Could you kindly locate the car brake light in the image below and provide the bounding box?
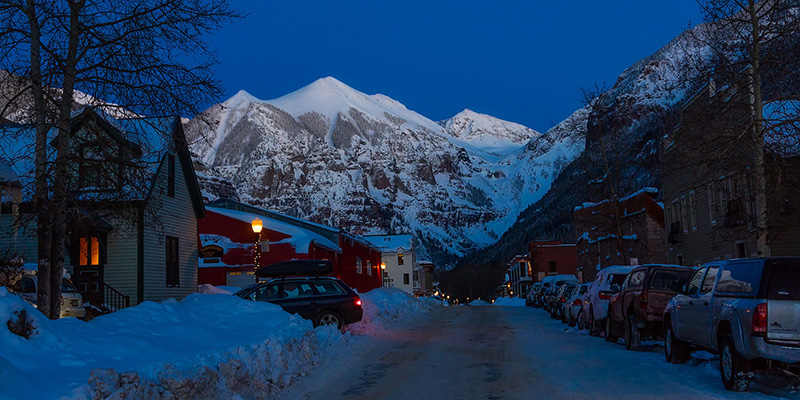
[355,297,362,307]
[573,299,582,306]
[640,290,648,310]
[560,296,566,303]
[752,303,767,335]
[599,293,611,300]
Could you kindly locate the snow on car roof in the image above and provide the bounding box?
[206,206,341,253]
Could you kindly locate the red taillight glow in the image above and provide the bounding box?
[752,303,767,334]
[560,296,566,303]
[355,298,362,307]
[573,299,582,306]
[599,293,611,300]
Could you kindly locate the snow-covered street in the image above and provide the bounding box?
[279,304,799,400]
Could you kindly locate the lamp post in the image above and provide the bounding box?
[381,262,389,288]
[251,218,263,282]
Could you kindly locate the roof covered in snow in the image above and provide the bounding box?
[206,206,341,253]
[0,160,19,185]
[363,234,413,253]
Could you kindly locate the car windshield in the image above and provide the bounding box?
[564,286,576,297]
[650,270,694,291]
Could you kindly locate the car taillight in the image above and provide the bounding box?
[560,296,566,303]
[599,293,611,300]
[573,299,582,306]
[752,303,767,335]
[355,297,362,307]
[639,290,648,310]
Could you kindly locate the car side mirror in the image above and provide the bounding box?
[670,281,684,293]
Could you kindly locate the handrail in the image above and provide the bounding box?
[102,282,130,311]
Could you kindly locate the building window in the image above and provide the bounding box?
[356,257,363,274]
[398,253,404,265]
[689,191,697,231]
[367,260,372,276]
[680,195,688,233]
[403,273,410,285]
[79,236,101,266]
[671,199,681,231]
[166,236,180,287]
[549,261,557,273]
[707,184,717,225]
[167,154,176,198]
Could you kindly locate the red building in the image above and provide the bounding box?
[198,203,382,293]
[528,240,578,282]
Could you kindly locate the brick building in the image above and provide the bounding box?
[528,241,578,282]
[573,189,667,282]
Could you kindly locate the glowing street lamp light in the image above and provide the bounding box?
[251,218,263,282]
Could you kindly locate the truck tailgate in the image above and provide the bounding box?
[767,260,800,343]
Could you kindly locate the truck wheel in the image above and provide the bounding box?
[664,325,690,364]
[720,335,753,391]
[605,316,618,343]
[577,311,586,330]
[625,314,642,351]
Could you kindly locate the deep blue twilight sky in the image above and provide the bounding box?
[207,1,705,133]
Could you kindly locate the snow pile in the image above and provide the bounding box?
[469,299,490,306]
[0,288,345,400]
[197,284,240,295]
[491,297,526,307]
[348,288,438,335]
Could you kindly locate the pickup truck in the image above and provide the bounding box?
[605,264,694,351]
[663,257,800,391]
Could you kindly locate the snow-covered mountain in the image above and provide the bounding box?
[185,77,584,262]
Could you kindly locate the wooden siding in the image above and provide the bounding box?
[0,215,39,266]
[141,150,197,302]
[103,219,139,300]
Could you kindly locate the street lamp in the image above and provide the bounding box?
[381,262,389,288]
[251,218,263,282]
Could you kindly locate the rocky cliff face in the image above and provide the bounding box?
[185,77,585,262]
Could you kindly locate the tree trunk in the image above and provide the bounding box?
[748,0,770,257]
[49,0,85,318]
[26,0,54,318]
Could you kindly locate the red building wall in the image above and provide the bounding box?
[337,234,382,293]
[528,241,578,282]
[198,209,381,293]
[198,210,340,286]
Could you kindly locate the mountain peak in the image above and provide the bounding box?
[223,89,260,108]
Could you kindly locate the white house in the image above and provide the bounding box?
[0,107,205,311]
[364,234,417,295]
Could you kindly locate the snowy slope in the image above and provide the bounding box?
[185,77,574,263]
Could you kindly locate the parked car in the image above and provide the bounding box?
[551,282,577,320]
[526,282,542,307]
[565,283,590,327]
[543,285,561,314]
[540,274,580,310]
[9,270,86,319]
[235,276,362,328]
[663,257,800,391]
[582,265,637,336]
[605,264,694,350]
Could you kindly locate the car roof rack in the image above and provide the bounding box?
[255,260,333,278]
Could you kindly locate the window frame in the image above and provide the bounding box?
[166,236,180,287]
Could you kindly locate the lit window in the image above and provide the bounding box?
[79,237,101,266]
[398,254,404,265]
